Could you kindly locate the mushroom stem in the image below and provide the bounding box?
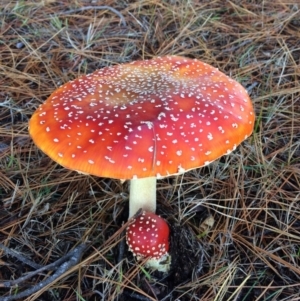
[129,177,157,218]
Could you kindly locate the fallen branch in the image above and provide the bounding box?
[0,244,86,301]
[0,243,42,270]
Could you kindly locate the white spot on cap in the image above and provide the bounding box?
[178,165,185,173]
[176,150,182,156]
[104,156,115,164]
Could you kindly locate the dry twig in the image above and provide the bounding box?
[0,244,86,301]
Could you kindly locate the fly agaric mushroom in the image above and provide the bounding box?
[126,210,170,272]
[29,56,255,271]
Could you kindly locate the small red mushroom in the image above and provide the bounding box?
[126,210,170,271]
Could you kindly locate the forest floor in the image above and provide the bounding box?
[1,1,300,300]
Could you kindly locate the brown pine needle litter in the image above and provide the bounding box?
[1,1,300,300]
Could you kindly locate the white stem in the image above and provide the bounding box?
[129,177,157,218]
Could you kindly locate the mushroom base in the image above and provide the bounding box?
[137,253,171,273]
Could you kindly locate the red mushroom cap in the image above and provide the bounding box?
[29,56,255,179]
[126,211,170,259]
